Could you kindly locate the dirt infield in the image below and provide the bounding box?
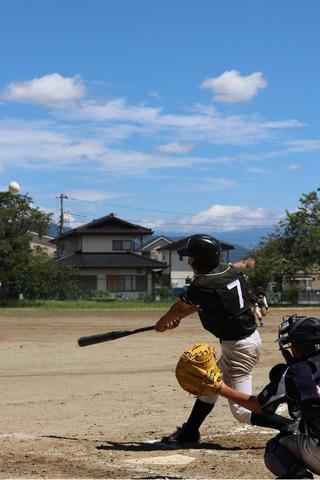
[0,307,319,479]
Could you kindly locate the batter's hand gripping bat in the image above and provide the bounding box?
[77,320,180,347]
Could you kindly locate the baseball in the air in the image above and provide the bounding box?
[8,181,20,194]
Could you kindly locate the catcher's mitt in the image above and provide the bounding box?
[175,343,223,396]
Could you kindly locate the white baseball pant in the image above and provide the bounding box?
[198,329,262,424]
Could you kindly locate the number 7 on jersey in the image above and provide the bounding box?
[227,279,244,308]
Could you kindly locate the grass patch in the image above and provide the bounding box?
[0,298,176,310]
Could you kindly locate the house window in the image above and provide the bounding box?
[112,240,132,251]
[77,275,97,294]
[107,275,147,292]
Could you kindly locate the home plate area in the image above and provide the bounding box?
[95,426,276,479]
[127,454,195,466]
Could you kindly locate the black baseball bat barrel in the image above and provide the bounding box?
[77,325,155,347]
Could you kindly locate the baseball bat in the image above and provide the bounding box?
[77,325,155,347]
[77,320,180,347]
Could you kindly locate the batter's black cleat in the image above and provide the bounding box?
[160,423,200,445]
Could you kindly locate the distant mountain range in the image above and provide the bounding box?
[47,224,61,237]
[153,227,274,249]
[47,223,72,237]
[212,228,274,249]
[48,222,274,260]
[142,228,276,263]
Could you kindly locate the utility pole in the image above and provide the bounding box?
[57,194,68,235]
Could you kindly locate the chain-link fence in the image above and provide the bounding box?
[267,290,320,306]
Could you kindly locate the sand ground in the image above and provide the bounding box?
[0,306,319,479]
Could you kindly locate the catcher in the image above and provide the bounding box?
[155,234,290,444]
[176,315,320,479]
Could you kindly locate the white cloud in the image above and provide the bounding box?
[246,167,270,173]
[286,163,301,170]
[201,70,268,103]
[139,204,279,232]
[71,98,161,122]
[285,139,320,153]
[156,142,195,154]
[0,119,230,175]
[172,177,237,192]
[198,178,237,191]
[0,119,105,169]
[262,120,304,129]
[0,117,306,179]
[190,204,276,230]
[59,95,300,146]
[66,189,128,202]
[4,73,86,107]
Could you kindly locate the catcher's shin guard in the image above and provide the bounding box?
[264,435,314,479]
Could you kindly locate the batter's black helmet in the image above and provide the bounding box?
[278,315,320,360]
[177,234,221,272]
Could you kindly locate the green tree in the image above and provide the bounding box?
[279,189,320,272]
[247,187,320,292]
[14,248,81,300]
[0,192,79,299]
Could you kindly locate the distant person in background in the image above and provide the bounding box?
[249,293,264,327]
[256,287,269,326]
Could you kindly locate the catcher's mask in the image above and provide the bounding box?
[177,234,221,273]
[277,314,320,362]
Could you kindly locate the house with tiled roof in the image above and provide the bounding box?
[30,232,56,255]
[53,214,166,299]
[142,235,235,290]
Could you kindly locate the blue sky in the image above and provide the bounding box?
[0,0,319,245]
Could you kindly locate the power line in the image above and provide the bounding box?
[56,196,276,229]
[66,198,198,216]
[64,209,89,220]
[119,217,276,229]
[105,203,198,216]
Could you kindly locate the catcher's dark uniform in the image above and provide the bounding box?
[180,263,261,424]
[258,353,320,476]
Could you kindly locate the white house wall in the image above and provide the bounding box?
[170,251,192,288]
[77,268,153,299]
[60,237,81,256]
[82,235,136,253]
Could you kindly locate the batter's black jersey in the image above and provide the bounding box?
[180,263,257,340]
[257,353,320,439]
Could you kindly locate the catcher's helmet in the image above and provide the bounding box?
[278,315,320,360]
[177,234,221,272]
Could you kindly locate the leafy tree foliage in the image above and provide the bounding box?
[14,248,81,300]
[245,188,320,292]
[0,192,79,299]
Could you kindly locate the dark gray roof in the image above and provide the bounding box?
[54,213,153,241]
[30,232,55,248]
[56,252,166,269]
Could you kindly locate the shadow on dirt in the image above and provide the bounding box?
[96,440,263,452]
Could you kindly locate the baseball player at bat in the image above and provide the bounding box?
[155,234,292,445]
[175,315,320,479]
